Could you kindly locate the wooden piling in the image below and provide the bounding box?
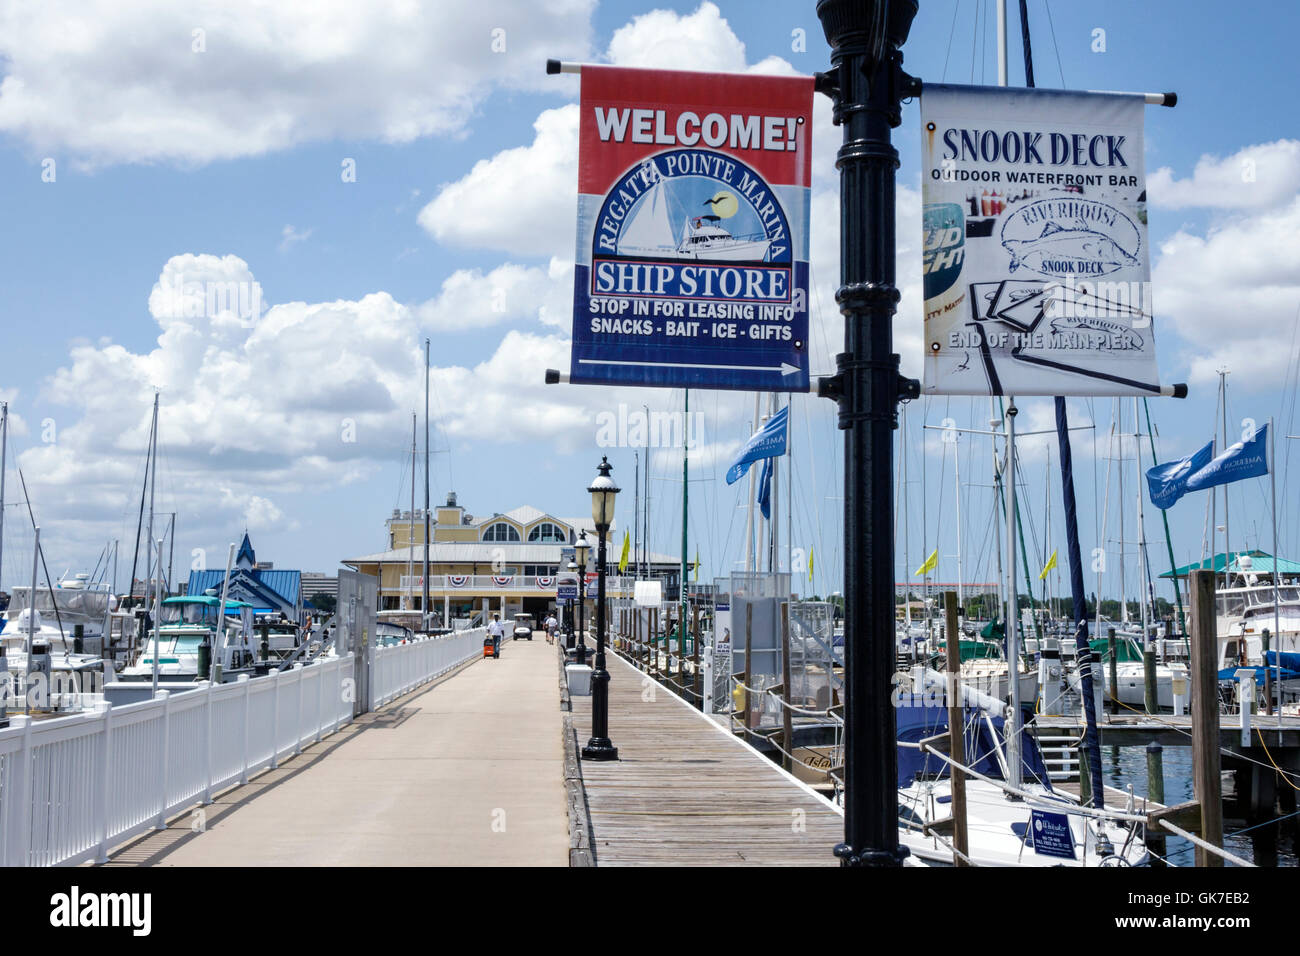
[780,601,794,772]
[944,592,969,866]
[1143,646,1158,715]
[1146,742,1167,867]
[1189,569,1224,867]
[1108,627,1118,714]
[692,603,701,706]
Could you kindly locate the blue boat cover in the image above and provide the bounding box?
[895,694,1051,791]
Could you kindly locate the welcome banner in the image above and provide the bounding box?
[920,84,1161,397]
[569,66,813,392]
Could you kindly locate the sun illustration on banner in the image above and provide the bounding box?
[704,190,739,218]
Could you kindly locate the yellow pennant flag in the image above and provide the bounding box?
[808,546,815,582]
[693,547,700,582]
[915,549,938,576]
[1039,549,1057,581]
[618,530,630,573]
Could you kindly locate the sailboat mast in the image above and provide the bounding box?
[0,402,6,592]
[901,403,911,627]
[1118,399,1128,623]
[953,428,964,614]
[1220,368,1231,573]
[633,451,639,580]
[1135,397,1150,642]
[145,393,159,616]
[768,392,777,573]
[409,413,416,611]
[423,339,431,631]
[1005,399,1022,789]
[744,394,757,574]
[681,389,689,644]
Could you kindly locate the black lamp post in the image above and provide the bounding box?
[582,457,619,761]
[815,0,920,867]
[574,530,591,665]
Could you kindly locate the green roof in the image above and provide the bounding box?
[1159,551,1300,579]
[163,595,253,608]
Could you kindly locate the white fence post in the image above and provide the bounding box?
[155,690,171,829]
[203,680,214,805]
[95,700,113,863]
[13,715,34,866]
[315,659,324,743]
[293,663,305,756]
[270,670,281,770]
[239,674,251,785]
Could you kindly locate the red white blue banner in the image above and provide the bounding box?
[570,66,813,392]
[446,575,469,588]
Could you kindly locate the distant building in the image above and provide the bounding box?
[187,532,303,622]
[342,491,678,624]
[301,572,338,610]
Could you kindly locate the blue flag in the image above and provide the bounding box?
[757,456,773,519]
[725,405,789,485]
[1145,439,1213,509]
[1146,424,1270,508]
[1186,423,1270,493]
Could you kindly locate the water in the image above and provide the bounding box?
[1102,745,1299,867]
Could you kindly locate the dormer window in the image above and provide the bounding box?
[527,521,567,543]
[482,522,520,542]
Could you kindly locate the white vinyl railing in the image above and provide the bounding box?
[0,655,355,868]
[0,626,492,868]
[369,627,487,709]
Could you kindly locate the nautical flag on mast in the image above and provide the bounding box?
[915,549,938,576]
[1145,439,1214,510]
[618,530,630,573]
[1039,550,1058,580]
[725,406,789,485]
[1145,424,1269,508]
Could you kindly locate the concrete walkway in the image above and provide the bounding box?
[103,634,568,866]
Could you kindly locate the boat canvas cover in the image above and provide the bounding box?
[895,695,1051,790]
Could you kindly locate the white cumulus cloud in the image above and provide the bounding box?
[0,0,595,166]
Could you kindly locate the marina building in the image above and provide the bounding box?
[186,533,303,622]
[342,492,679,625]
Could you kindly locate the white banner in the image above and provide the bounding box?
[921,84,1161,396]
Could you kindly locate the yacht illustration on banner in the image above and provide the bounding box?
[611,154,784,265]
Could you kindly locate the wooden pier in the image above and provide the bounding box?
[569,649,845,866]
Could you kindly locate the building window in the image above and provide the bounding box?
[482,522,520,542]
[382,596,399,610]
[524,565,558,576]
[527,521,567,543]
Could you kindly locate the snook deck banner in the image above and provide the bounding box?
[921,84,1161,396]
[569,66,813,391]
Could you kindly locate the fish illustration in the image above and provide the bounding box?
[1004,219,1139,275]
[1048,314,1145,350]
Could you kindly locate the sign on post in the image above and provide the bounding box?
[569,66,814,392]
[921,84,1162,396]
[1028,809,1077,860]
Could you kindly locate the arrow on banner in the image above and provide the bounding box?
[578,359,802,375]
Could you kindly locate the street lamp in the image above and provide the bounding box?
[582,457,619,761]
[816,0,919,867]
[574,530,592,665]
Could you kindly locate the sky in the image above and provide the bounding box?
[0,0,1297,610]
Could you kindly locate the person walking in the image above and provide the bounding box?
[487,613,505,657]
[544,613,558,645]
